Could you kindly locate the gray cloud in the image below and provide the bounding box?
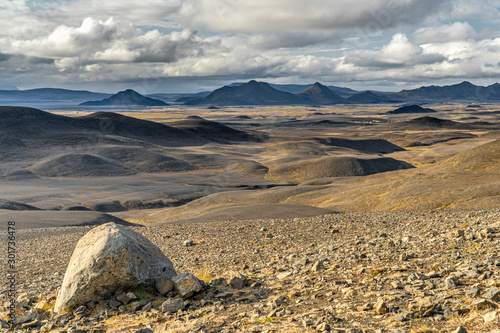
[0,53,11,62]
[179,0,453,33]
[0,0,499,92]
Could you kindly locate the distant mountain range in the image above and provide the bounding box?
[387,81,500,102]
[1,80,500,108]
[228,82,357,97]
[181,80,500,106]
[80,89,168,107]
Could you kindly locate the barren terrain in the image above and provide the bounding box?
[1,103,500,332]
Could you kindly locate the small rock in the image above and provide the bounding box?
[34,300,52,314]
[129,301,143,312]
[296,258,310,266]
[161,298,185,313]
[466,287,480,297]
[183,240,194,247]
[13,312,36,325]
[116,292,137,305]
[109,299,122,308]
[358,302,373,311]
[21,320,39,329]
[452,326,467,333]
[156,278,174,295]
[277,271,293,280]
[482,287,500,302]
[471,298,497,310]
[73,305,88,317]
[312,260,325,272]
[444,278,456,290]
[210,278,228,287]
[484,310,498,324]
[316,322,330,331]
[229,276,246,289]
[172,273,202,298]
[391,281,404,289]
[374,298,388,314]
[408,296,437,317]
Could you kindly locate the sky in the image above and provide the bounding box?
[0,0,500,93]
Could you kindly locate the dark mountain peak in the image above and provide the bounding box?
[457,81,475,87]
[122,88,139,94]
[185,80,304,106]
[297,82,350,104]
[80,89,168,107]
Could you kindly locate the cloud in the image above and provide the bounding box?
[179,0,453,33]
[0,17,223,68]
[0,53,11,62]
[345,33,446,68]
[411,22,477,44]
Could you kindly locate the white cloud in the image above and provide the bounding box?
[411,22,477,44]
[345,33,446,68]
[0,17,222,69]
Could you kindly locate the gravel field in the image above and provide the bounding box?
[2,209,500,332]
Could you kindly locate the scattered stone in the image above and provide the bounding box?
[117,292,138,305]
[312,260,325,272]
[161,298,185,313]
[73,305,88,317]
[229,276,245,289]
[183,240,194,247]
[484,310,498,324]
[408,297,437,317]
[277,271,293,280]
[482,287,500,302]
[13,312,36,325]
[54,223,177,313]
[471,298,497,310]
[465,287,480,297]
[109,299,122,308]
[155,278,174,295]
[374,298,388,314]
[316,322,330,331]
[172,273,202,298]
[34,300,52,314]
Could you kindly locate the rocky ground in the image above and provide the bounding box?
[2,208,500,332]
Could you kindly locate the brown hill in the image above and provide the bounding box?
[168,119,263,143]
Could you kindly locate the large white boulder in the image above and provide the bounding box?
[54,222,176,313]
